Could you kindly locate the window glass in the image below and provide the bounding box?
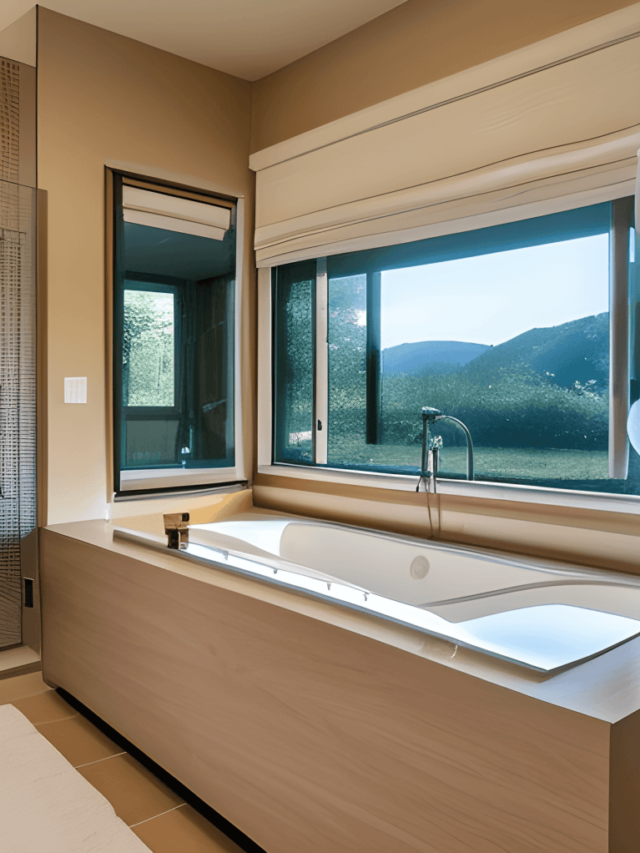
[113,177,236,491]
[275,200,640,497]
[273,261,316,464]
[327,274,368,467]
[378,234,611,488]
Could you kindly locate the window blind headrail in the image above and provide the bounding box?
[123,208,228,241]
[123,186,231,231]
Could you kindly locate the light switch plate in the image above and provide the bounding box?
[64,377,87,404]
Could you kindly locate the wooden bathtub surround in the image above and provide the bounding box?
[41,517,640,853]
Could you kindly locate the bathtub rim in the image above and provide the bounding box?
[112,520,640,675]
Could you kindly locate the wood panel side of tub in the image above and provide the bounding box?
[40,528,613,853]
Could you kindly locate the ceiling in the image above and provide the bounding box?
[1,0,408,80]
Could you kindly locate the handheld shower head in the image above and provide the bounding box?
[421,406,442,423]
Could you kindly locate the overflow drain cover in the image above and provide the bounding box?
[410,555,430,579]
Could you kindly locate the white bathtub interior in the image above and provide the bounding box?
[115,512,640,674]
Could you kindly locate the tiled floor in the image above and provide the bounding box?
[0,672,247,853]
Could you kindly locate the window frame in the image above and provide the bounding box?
[258,196,640,515]
[110,171,246,497]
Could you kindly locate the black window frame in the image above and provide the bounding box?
[112,171,241,496]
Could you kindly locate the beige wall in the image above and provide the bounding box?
[37,9,254,524]
[250,0,639,153]
[0,7,36,67]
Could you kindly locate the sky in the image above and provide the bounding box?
[380,234,610,351]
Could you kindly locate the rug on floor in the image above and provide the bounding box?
[0,704,151,852]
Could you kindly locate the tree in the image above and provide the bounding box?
[123,290,175,407]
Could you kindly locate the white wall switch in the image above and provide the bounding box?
[64,377,87,404]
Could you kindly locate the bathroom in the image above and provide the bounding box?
[0,1,640,851]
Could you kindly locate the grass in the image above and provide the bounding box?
[326,439,609,482]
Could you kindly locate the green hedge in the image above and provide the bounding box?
[379,366,608,450]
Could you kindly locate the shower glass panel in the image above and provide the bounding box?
[0,179,36,649]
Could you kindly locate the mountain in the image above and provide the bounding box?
[461,312,609,388]
[382,340,489,376]
[381,313,609,389]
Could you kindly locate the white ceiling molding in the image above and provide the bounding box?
[0,0,407,81]
[251,3,640,268]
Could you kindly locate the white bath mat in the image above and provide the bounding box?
[0,704,151,852]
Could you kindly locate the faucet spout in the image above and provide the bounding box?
[439,415,474,481]
[417,408,474,492]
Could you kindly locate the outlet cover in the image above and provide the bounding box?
[64,377,87,404]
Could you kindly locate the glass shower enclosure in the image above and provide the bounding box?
[0,55,37,649]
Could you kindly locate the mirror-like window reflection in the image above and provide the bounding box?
[114,177,236,491]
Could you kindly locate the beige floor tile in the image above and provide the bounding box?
[132,805,245,853]
[13,690,78,724]
[0,672,51,705]
[79,753,184,826]
[36,714,122,767]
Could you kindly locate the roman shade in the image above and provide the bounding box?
[250,4,640,268]
[123,186,231,240]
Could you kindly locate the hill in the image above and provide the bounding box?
[461,312,609,388]
[382,340,489,376]
[381,313,609,389]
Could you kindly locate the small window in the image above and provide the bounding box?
[272,199,640,497]
[113,175,238,494]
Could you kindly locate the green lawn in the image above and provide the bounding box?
[327,440,609,482]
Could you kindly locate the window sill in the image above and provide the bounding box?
[119,466,239,493]
[257,463,640,516]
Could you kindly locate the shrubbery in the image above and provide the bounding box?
[379,365,608,450]
[123,290,175,407]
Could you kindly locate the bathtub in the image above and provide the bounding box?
[117,511,640,674]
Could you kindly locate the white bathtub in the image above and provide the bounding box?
[118,511,640,674]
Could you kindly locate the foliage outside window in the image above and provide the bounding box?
[273,200,640,496]
[123,289,176,408]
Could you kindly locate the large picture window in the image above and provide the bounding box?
[271,199,640,497]
[113,175,239,494]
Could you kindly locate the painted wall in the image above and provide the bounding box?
[37,8,254,524]
[250,0,639,153]
[0,7,36,67]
